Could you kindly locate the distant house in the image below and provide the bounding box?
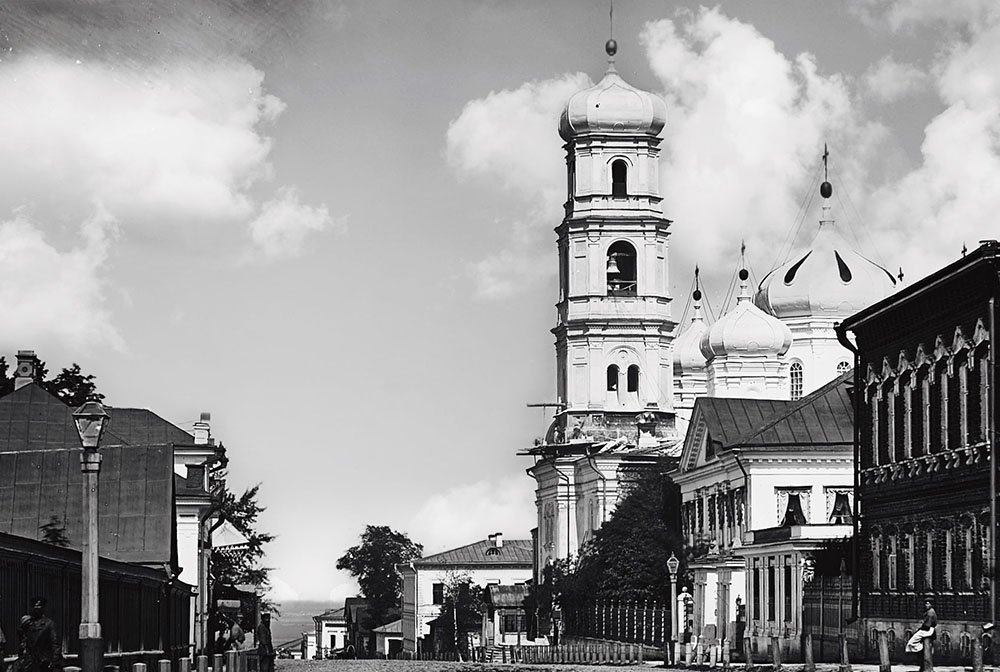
[395,532,532,654]
[372,619,403,657]
[343,597,371,656]
[484,584,530,647]
[311,606,347,659]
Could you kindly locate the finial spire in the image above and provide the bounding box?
[737,244,750,303]
[820,144,833,199]
[605,0,618,70]
[962,242,968,257]
[691,265,704,322]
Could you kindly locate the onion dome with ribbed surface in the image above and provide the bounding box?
[755,187,896,319]
[701,269,792,360]
[559,40,667,142]
[673,288,708,374]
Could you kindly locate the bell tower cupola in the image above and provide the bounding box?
[551,40,676,444]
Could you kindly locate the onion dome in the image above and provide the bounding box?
[673,287,708,374]
[701,268,792,360]
[559,40,667,141]
[755,181,897,319]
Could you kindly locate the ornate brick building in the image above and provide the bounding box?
[839,240,1000,661]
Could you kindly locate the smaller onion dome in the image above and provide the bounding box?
[755,184,896,319]
[701,268,792,360]
[559,41,667,141]
[673,288,709,374]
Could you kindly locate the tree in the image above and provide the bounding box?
[436,571,485,660]
[44,363,105,406]
[560,467,688,606]
[209,472,279,615]
[337,525,423,630]
[39,515,70,547]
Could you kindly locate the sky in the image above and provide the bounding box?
[1,0,999,604]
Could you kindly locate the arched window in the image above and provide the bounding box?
[626,365,640,406]
[607,365,619,391]
[837,361,851,375]
[790,361,803,400]
[611,159,627,197]
[607,240,637,296]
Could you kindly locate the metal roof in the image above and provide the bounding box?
[732,371,853,448]
[694,397,789,447]
[0,383,128,450]
[105,407,195,446]
[415,538,533,567]
[486,584,529,608]
[0,444,176,565]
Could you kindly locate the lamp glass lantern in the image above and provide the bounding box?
[667,552,680,576]
[73,401,110,449]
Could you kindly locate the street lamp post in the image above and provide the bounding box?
[74,402,110,672]
[666,552,680,666]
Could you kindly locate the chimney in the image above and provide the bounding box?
[192,411,212,445]
[14,350,36,390]
[492,532,503,548]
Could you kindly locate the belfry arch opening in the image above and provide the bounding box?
[611,159,628,197]
[607,240,637,296]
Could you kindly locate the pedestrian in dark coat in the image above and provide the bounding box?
[18,597,63,672]
[256,614,275,672]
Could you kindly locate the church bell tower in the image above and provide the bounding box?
[551,39,676,444]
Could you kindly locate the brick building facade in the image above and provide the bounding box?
[839,241,1000,661]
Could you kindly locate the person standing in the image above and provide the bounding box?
[18,597,63,672]
[256,614,275,672]
[229,618,246,651]
[905,597,937,654]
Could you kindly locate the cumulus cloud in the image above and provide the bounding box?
[0,50,337,346]
[407,477,537,555]
[863,5,1000,280]
[0,56,283,226]
[445,73,590,298]
[248,187,342,261]
[0,208,123,352]
[863,56,929,103]
[642,8,883,290]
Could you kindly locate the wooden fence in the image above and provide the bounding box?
[800,574,864,662]
[564,600,671,647]
[392,642,647,665]
[0,532,192,664]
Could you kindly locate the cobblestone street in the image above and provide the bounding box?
[275,660,984,672]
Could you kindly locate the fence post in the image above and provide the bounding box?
[771,636,782,672]
[803,633,815,672]
[195,656,207,672]
[225,651,236,672]
[133,665,147,672]
[710,642,718,668]
[921,638,933,672]
[973,635,984,672]
[877,630,890,672]
[158,661,171,672]
[178,659,191,672]
[211,655,222,672]
[743,636,753,671]
[839,632,852,672]
[722,638,730,669]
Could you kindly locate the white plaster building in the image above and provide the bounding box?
[673,374,854,657]
[312,606,347,658]
[524,38,680,576]
[396,533,532,654]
